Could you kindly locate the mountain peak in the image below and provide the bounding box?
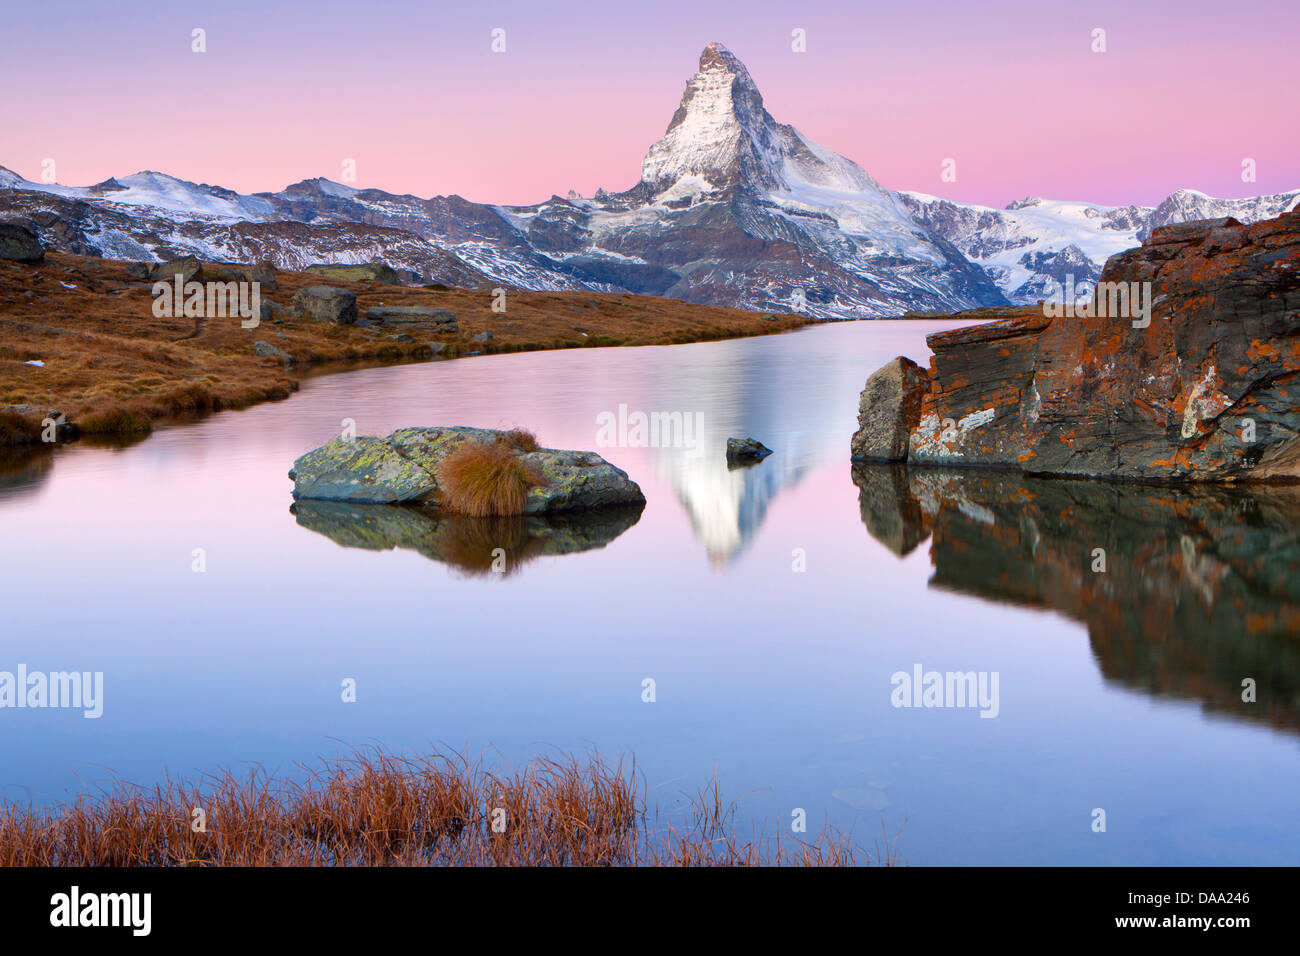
[698,41,743,73]
[639,43,779,195]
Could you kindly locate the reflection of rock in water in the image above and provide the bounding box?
[291,500,643,578]
[852,465,1300,735]
[0,447,54,502]
[851,464,929,556]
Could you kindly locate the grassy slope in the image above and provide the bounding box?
[0,253,819,443]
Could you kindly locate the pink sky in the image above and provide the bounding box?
[1,0,1296,208]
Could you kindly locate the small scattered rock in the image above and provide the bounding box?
[726,437,773,464]
[253,340,294,364]
[207,261,278,290]
[471,331,493,343]
[2,404,79,441]
[292,286,357,325]
[364,305,458,332]
[304,261,400,284]
[149,256,202,284]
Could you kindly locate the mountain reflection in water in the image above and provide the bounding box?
[854,464,1300,735]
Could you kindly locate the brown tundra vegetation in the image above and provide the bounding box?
[0,749,897,867]
[0,252,815,446]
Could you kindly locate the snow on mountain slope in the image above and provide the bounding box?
[901,187,1300,303]
[899,193,1151,301]
[2,45,1298,315]
[1144,188,1300,240]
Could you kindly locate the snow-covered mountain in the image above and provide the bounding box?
[2,42,1297,315]
[900,188,1300,303]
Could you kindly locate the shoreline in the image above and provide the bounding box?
[0,251,825,448]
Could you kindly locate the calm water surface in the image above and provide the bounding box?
[2,320,1298,865]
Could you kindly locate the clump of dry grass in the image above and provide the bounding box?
[0,409,42,445]
[501,428,540,453]
[437,440,545,517]
[75,406,153,437]
[0,749,889,867]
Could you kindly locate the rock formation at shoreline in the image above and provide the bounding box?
[852,210,1300,481]
[289,426,646,512]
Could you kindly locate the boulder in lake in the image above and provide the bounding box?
[851,356,929,462]
[289,425,646,513]
[0,223,45,263]
[292,285,357,324]
[725,437,772,465]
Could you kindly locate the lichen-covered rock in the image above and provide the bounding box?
[850,356,929,462]
[289,425,646,512]
[854,209,1300,481]
[292,285,357,324]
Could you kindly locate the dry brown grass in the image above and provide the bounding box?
[0,749,889,867]
[436,440,546,517]
[0,252,819,446]
[0,408,41,444]
[501,427,540,453]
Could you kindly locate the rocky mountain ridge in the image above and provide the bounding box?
[3,43,1296,316]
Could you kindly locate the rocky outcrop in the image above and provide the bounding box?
[304,261,403,284]
[289,426,646,513]
[855,209,1300,481]
[850,357,929,462]
[363,305,458,331]
[149,255,202,283]
[0,222,45,263]
[206,260,277,290]
[292,285,357,324]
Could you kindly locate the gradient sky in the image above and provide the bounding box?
[2,0,1296,208]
